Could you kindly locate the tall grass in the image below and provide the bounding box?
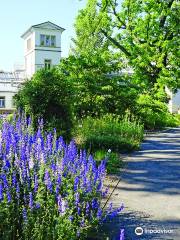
[73,114,144,153]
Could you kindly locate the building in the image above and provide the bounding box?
[0,70,24,113]
[21,21,65,79]
[166,87,180,113]
[0,21,65,112]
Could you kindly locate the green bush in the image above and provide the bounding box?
[135,94,178,129]
[73,114,144,153]
[14,68,74,139]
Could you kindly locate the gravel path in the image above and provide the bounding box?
[98,128,180,240]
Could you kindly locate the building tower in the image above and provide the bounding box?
[21,21,65,78]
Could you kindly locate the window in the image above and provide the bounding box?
[44,59,51,70]
[27,38,32,50]
[51,36,56,47]
[46,35,50,46]
[0,97,5,108]
[40,34,45,46]
[40,35,56,47]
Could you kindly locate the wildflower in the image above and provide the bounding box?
[97,207,103,219]
[29,192,33,209]
[34,174,38,193]
[0,183,3,202]
[120,229,125,240]
[86,202,90,215]
[92,198,99,209]
[22,207,27,222]
[12,172,17,187]
[69,215,73,222]
[35,202,41,209]
[44,170,53,193]
[16,183,20,200]
[108,149,111,153]
[6,190,11,203]
[74,176,79,191]
[75,192,80,206]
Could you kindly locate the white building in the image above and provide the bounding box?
[166,87,180,113]
[21,21,65,79]
[0,21,65,112]
[0,71,24,113]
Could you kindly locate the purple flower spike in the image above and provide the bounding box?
[29,192,33,209]
[22,207,27,222]
[119,229,125,240]
[44,170,53,193]
[6,190,11,203]
[0,183,4,202]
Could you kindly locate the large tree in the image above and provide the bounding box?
[75,0,179,91]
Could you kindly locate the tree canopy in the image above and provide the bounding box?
[74,0,179,91]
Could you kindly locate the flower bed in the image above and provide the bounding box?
[0,114,124,239]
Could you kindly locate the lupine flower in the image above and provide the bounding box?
[86,202,90,215]
[75,192,80,206]
[74,176,79,191]
[0,183,3,202]
[22,207,27,222]
[29,192,33,209]
[0,114,124,239]
[35,202,41,209]
[120,229,125,240]
[6,190,11,203]
[44,170,53,193]
[69,215,73,222]
[97,207,103,219]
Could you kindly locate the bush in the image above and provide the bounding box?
[0,114,124,239]
[136,94,178,129]
[14,68,74,140]
[73,114,144,153]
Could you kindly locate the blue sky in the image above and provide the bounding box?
[0,0,86,71]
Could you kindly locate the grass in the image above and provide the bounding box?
[73,114,144,153]
[94,150,124,174]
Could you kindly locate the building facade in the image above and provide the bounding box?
[21,21,65,79]
[0,21,65,112]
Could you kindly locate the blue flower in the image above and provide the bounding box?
[0,183,4,202]
[44,170,53,193]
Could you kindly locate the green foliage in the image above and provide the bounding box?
[135,94,178,129]
[75,0,179,91]
[73,114,144,153]
[94,150,124,174]
[14,68,74,139]
[59,55,139,119]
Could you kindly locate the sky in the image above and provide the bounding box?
[0,0,87,71]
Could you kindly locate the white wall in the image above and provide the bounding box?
[171,90,180,113]
[23,28,62,78]
[24,32,35,78]
[0,88,17,109]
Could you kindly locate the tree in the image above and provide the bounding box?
[58,55,139,118]
[74,0,180,92]
[14,68,74,139]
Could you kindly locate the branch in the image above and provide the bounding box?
[101,29,131,56]
[109,0,126,28]
[159,0,175,28]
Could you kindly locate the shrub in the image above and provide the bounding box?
[136,94,178,129]
[14,68,74,140]
[73,114,144,153]
[0,114,124,239]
